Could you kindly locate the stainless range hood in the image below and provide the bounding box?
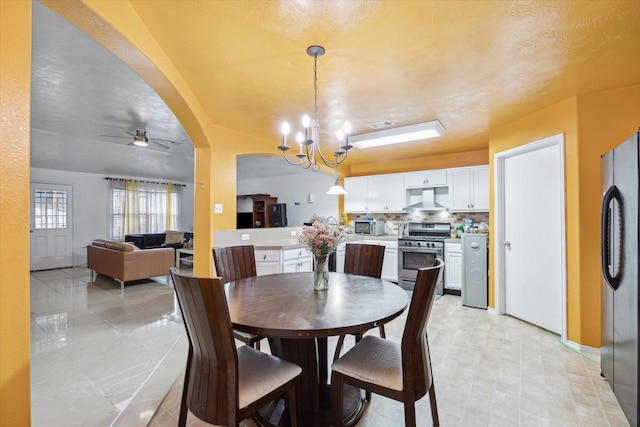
[404,188,447,211]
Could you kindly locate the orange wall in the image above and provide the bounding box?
[575,84,640,347]
[349,148,489,176]
[489,86,640,348]
[0,1,32,425]
[489,98,580,341]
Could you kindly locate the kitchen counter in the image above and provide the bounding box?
[253,234,399,250]
[444,238,461,244]
[213,229,401,250]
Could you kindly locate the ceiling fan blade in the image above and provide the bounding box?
[124,130,136,137]
[151,141,170,150]
[151,137,184,144]
[101,134,130,139]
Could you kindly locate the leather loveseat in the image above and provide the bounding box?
[87,239,175,289]
[125,231,193,250]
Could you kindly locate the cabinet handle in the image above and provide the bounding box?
[263,254,267,260]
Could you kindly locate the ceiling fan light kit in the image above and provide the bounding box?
[350,120,446,149]
[132,129,149,147]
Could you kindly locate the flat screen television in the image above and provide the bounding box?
[236,212,253,229]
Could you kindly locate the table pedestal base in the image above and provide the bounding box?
[252,337,367,427]
[253,384,366,427]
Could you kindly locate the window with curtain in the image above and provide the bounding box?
[109,179,183,241]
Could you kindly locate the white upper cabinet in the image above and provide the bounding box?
[345,165,489,213]
[368,174,405,212]
[344,174,404,213]
[344,177,369,212]
[404,169,447,188]
[448,166,489,211]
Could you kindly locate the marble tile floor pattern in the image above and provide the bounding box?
[31,267,629,426]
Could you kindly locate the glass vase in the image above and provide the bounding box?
[313,255,329,291]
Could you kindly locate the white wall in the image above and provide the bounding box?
[30,168,194,266]
[237,172,339,226]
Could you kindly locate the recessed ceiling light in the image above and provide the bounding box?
[350,120,445,149]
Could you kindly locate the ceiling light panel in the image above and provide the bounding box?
[351,120,445,149]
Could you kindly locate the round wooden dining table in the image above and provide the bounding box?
[225,271,409,427]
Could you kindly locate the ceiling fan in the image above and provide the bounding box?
[101,129,183,150]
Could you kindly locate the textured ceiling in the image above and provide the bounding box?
[31,0,640,180]
[30,2,195,182]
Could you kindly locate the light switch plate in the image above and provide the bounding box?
[214,204,223,213]
[241,234,249,241]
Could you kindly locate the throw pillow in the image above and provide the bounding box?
[164,230,185,245]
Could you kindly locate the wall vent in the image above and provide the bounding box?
[368,120,394,129]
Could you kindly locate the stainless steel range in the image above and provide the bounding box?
[398,222,450,293]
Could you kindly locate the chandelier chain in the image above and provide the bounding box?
[313,54,318,120]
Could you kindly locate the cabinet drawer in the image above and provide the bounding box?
[255,250,280,262]
[444,242,462,254]
[282,248,311,260]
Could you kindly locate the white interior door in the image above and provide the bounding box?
[495,134,566,336]
[30,183,74,271]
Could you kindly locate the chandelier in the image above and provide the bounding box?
[277,45,353,172]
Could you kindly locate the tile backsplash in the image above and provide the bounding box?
[349,211,490,235]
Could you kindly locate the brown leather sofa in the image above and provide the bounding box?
[87,239,175,289]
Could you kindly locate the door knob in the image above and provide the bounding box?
[504,241,511,248]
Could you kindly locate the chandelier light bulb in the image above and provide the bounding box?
[337,130,344,141]
[296,132,304,144]
[280,122,291,147]
[302,115,310,128]
[343,122,352,135]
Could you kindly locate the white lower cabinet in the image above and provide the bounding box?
[255,248,313,275]
[444,242,462,290]
[282,247,313,273]
[336,243,346,273]
[364,239,399,282]
[255,249,280,276]
[381,246,398,282]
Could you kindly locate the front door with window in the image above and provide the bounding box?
[30,183,74,271]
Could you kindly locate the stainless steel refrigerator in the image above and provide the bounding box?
[601,129,639,427]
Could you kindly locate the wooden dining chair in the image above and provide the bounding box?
[331,260,444,427]
[213,245,264,350]
[333,243,386,360]
[169,268,301,427]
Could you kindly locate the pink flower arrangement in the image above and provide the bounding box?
[299,220,346,259]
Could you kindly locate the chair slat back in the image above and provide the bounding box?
[343,243,385,279]
[401,259,443,400]
[170,268,238,425]
[213,245,257,284]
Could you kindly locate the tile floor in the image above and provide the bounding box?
[31,267,630,426]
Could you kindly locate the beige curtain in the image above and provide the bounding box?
[166,183,174,230]
[124,179,140,234]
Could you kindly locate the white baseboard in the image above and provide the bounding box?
[565,339,600,356]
